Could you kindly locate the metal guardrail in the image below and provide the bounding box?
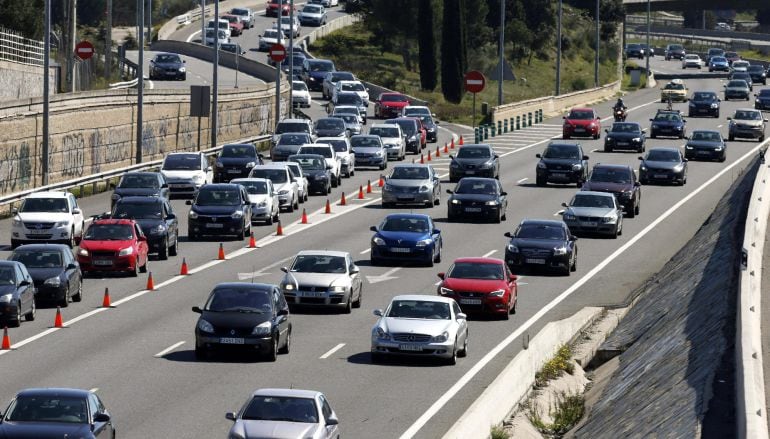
[177,6,211,25]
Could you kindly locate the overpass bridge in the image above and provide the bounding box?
[624,0,767,14]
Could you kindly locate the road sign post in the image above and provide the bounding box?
[464,71,486,129]
[270,44,287,128]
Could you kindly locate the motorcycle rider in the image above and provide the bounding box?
[613,98,627,121]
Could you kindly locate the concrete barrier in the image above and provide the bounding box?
[737,140,770,439]
[151,40,278,82]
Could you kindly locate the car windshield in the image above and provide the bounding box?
[163,155,200,170]
[236,181,268,195]
[404,108,430,117]
[627,44,640,49]
[333,107,358,116]
[669,45,683,50]
[380,217,429,233]
[749,66,765,72]
[390,167,429,180]
[759,90,770,97]
[204,287,270,313]
[0,266,15,285]
[690,131,721,141]
[20,198,68,213]
[654,113,681,122]
[316,119,345,130]
[392,121,416,135]
[221,145,256,158]
[692,92,716,101]
[303,5,321,12]
[369,127,399,138]
[4,395,88,424]
[263,30,280,39]
[351,137,380,148]
[571,194,614,208]
[735,110,762,120]
[251,169,288,183]
[646,150,681,162]
[286,164,301,178]
[543,145,580,159]
[341,83,364,92]
[326,140,348,152]
[567,110,594,120]
[242,396,318,423]
[308,60,333,72]
[84,224,134,241]
[290,255,347,273]
[231,8,249,15]
[685,55,699,60]
[727,80,748,88]
[337,94,362,105]
[711,57,727,63]
[664,83,685,90]
[382,94,408,102]
[456,147,491,159]
[516,224,566,240]
[387,300,451,320]
[10,250,63,268]
[118,175,160,190]
[291,157,325,170]
[732,73,750,80]
[590,168,632,183]
[195,189,241,206]
[292,82,307,91]
[448,262,504,280]
[610,123,641,133]
[335,115,359,124]
[455,180,497,195]
[299,147,332,158]
[734,61,749,67]
[331,72,355,82]
[276,123,310,134]
[278,134,311,145]
[223,16,238,24]
[280,17,293,24]
[113,202,162,219]
[155,54,181,63]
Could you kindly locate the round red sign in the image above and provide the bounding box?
[464,70,486,94]
[74,40,95,60]
[269,44,287,63]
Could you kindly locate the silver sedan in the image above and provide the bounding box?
[561,191,623,238]
[280,250,363,313]
[382,164,441,208]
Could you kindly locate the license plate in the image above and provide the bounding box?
[581,222,597,227]
[699,109,708,113]
[465,207,482,212]
[397,197,415,201]
[465,170,475,175]
[460,298,482,305]
[525,258,546,264]
[697,151,709,155]
[301,291,325,297]
[227,169,241,174]
[400,344,423,352]
[27,229,49,235]
[654,174,668,179]
[390,247,411,253]
[206,223,224,228]
[617,142,628,146]
[93,259,113,266]
[169,184,187,188]
[574,128,585,133]
[220,337,245,344]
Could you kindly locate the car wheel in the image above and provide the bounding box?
[494,210,502,224]
[343,295,352,314]
[446,347,457,365]
[10,302,21,327]
[73,280,82,302]
[640,178,647,185]
[729,134,734,141]
[353,287,362,308]
[158,239,168,260]
[61,285,71,307]
[650,132,656,139]
[188,230,197,241]
[304,192,308,202]
[604,145,612,153]
[569,253,577,273]
[370,256,380,266]
[278,328,291,354]
[68,228,75,248]
[169,237,178,256]
[266,211,274,226]
[634,201,640,216]
[243,222,251,240]
[331,177,338,188]
[725,96,729,101]
[130,260,139,277]
[434,245,441,263]
[536,176,546,187]
[293,196,299,210]
[327,184,332,194]
[265,335,279,362]
[25,298,35,321]
[458,335,468,357]
[194,342,208,360]
[287,199,294,213]
[511,296,517,314]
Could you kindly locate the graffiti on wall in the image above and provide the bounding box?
[60,133,86,177]
[142,117,173,158]
[0,142,32,192]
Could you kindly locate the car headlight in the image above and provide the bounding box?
[231,210,244,219]
[189,210,199,219]
[450,161,460,168]
[711,103,719,108]
[432,331,449,343]
[330,285,346,293]
[283,283,295,291]
[439,287,453,295]
[419,185,430,192]
[0,294,13,304]
[216,162,224,168]
[588,123,596,128]
[308,77,316,81]
[537,162,546,169]
[257,201,268,207]
[278,190,290,195]
[416,239,432,247]
[376,327,391,340]
[507,243,519,252]
[621,191,633,198]
[688,102,696,107]
[150,224,166,235]
[44,276,61,287]
[111,193,121,200]
[373,236,386,246]
[479,161,493,169]
[118,247,134,256]
[451,199,461,204]
[54,221,69,228]
[77,248,89,257]
[12,217,21,226]
[675,125,683,130]
[673,164,684,171]
[485,200,498,206]
[602,214,618,223]
[246,161,256,168]
[252,321,272,336]
[572,164,582,171]
[563,213,576,220]
[179,67,186,73]
[606,136,613,141]
[715,145,724,151]
[489,289,505,297]
[685,145,693,150]
[553,246,568,256]
[632,137,641,142]
[197,319,214,333]
[640,165,647,171]
[374,150,383,156]
[192,174,205,184]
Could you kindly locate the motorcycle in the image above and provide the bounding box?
[613,108,627,122]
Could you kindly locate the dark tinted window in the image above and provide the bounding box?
[119,174,159,189]
[84,224,135,240]
[163,154,201,170]
[195,189,241,206]
[221,145,256,158]
[241,396,318,423]
[113,202,162,219]
[447,262,504,280]
[516,224,566,240]
[205,287,271,312]
[5,395,88,424]
[10,250,63,268]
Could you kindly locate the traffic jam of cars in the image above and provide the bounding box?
[2,8,770,434]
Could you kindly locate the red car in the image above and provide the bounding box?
[221,14,244,36]
[76,219,149,277]
[375,92,410,119]
[437,257,517,319]
[266,0,292,17]
[563,107,601,140]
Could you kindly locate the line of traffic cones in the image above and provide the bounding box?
[301,208,309,224]
[180,258,189,275]
[54,306,64,328]
[420,154,424,164]
[249,233,257,248]
[218,243,226,260]
[358,185,365,199]
[325,198,332,214]
[458,136,463,146]
[444,143,449,154]
[276,221,284,236]
[146,272,155,291]
[427,151,432,161]
[435,146,441,157]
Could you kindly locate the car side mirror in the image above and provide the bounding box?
[582,155,589,160]
[138,235,147,242]
[277,308,289,316]
[727,117,732,120]
[457,313,467,320]
[186,200,193,205]
[161,183,169,188]
[11,208,17,215]
[206,166,212,172]
[571,236,578,241]
[683,158,688,162]
[433,228,440,234]
[280,267,289,273]
[535,153,541,158]
[327,415,339,426]
[446,189,453,195]
[561,202,568,207]
[373,309,383,317]
[649,118,654,122]
[604,129,608,133]
[501,191,508,196]
[642,128,647,133]
[370,225,377,232]
[225,412,237,421]
[109,183,117,189]
[19,280,30,287]
[326,165,333,170]
[67,263,78,270]
[192,306,202,314]
[510,274,518,281]
[166,213,176,220]
[638,156,643,160]
[504,232,512,238]
[437,272,445,280]
[350,266,360,274]
[73,208,82,215]
[94,412,110,423]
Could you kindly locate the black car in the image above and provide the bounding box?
[446,177,508,223]
[192,282,291,361]
[111,196,179,259]
[684,130,727,162]
[503,219,577,276]
[664,44,685,60]
[756,89,770,111]
[385,118,422,153]
[449,144,500,182]
[649,110,686,139]
[220,42,246,55]
[603,122,646,153]
[314,117,348,138]
[688,91,721,118]
[638,147,688,186]
[271,132,313,162]
[535,142,589,187]
[0,388,115,438]
[9,244,82,306]
[748,65,768,85]
[730,71,754,91]
[625,43,644,59]
[111,171,169,208]
[149,52,185,80]
[332,92,367,123]
[289,154,333,195]
[214,144,264,183]
[0,261,36,326]
[187,184,252,240]
[581,164,641,217]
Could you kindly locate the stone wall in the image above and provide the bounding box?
[0,61,56,101]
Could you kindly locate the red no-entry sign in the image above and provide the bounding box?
[74,41,95,60]
[269,44,287,63]
[464,70,486,94]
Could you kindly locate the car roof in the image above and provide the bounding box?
[452,257,505,265]
[736,107,761,112]
[647,147,681,154]
[13,244,70,251]
[381,92,404,96]
[16,388,91,398]
[456,177,497,184]
[392,163,430,169]
[92,218,137,226]
[116,196,163,204]
[154,52,180,57]
[26,191,69,199]
[253,163,290,170]
[165,152,202,157]
[593,163,633,171]
[384,213,432,221]
[391,294,456,304]
[575,191,615,198]
[569,107,593,112]
[458,143,493,149]
[371,123,399,129]
[278,118,311,124]
[213,282,274,290]
[231,178,271,184]
[547,142,580,147]
[519,219,566,227]
[199,183,243,190]
[289,154,325,159]
[0,261,21,268]
[122,171,159,177]
[296,250,348,257]
[691,129,721,135]
[252,388,321,399]
[300,143,333,149]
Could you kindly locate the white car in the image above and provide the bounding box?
[371,295,468,365]
[285,161,309,203]
[316,137,355,178]
[11,191,85,249]
[249,164,300,212]
[259,28,286,51]
[292,81,312,108]
[207,18,231,38]
[402,105,434,119]
[332,80,370,107]
[732,60,750,73]
[681,54,702,70]
[280,250,363,311]
[369,123,406,161]
[274,16,301,38]
[332,105,364,125]
[204,28,230,47]
[297,143,342,187]
[230,178,280,225]
[161,152,213,199]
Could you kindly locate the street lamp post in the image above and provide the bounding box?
[497,0,504,106]
[212,0,219,149]
[594,0,599,88]
[556,0,562,96]
[646,0,651,80]
[43,0,51,185]
[136,0,144,164]
[289,0,295,110]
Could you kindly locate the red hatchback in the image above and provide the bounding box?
[266,0,292,17]
[563,107,602,140]
[77,219,149,276]
[437,257,517,319]
[375,93,411,119]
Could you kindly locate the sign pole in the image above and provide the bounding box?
[211,0,219,149]
[269,44,287,128]
[472,93,476,129]
[136,0,144,164]
[43,0,50,185]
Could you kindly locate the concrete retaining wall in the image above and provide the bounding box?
[150,40,277,82]
[0,61,57,100]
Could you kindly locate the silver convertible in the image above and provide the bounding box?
[280,250,363,313]
[371,295,468,365]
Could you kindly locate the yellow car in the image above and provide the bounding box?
[661,79,688,103]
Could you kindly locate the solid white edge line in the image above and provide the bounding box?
[482,250,497,257]
[319,343,346,359]
[517,178,528,184]
[360,248,371,254]
[398,136,765,439]
[154,341,186,358]
[65,307,108,326]
[0,328,60,355]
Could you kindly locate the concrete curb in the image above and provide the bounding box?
[737,138,770,439]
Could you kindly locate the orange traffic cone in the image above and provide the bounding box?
[301,209,309,224]
[366,180,373,193]
[248,232,257,248]
[378,176,385,187]
[358,185,365,199]
[427,151,432,161]
[180,258,189,275]
[146,272,155,291]
[444,143,449,153]
[102,288,112,308]
[456,137,461,146]
[435,147,441,157]
[276,221,284,236]
[339,192,347,206]
[325,199,332,214]
[1,327,10,350]
[218,243,225,260]
[54,306,63,328]
[420,154,424,164]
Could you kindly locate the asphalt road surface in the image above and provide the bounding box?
[0,68,766,438]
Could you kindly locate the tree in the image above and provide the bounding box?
[441,0,467,103]
[523,0,555,62]
[0,0,45,39]
[757,8,770,27]
[417,0,437,91]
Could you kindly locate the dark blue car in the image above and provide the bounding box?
[370,213,442,267]
[688,91,720,118]
[649,110,686,139]
[186,184,252,241]
[301,58,335,91]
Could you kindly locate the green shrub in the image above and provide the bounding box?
[490,425,510,439]
[527,391,585,437]
[535,345,574,388]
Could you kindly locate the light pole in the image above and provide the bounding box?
[105,0,112,79]
[646,0,650,80]
[289,0,295,110]
[136,0,144,164]
[211,0,219,149]
[594,0,599,88]
[497,0,504,106]
[201,0,206,44]
[556,0,562,96]
[43,0,51,185]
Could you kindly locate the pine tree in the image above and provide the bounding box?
[417,0,437,91]
[441,0,467,103]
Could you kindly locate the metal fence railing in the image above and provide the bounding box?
[0,27,44,66]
